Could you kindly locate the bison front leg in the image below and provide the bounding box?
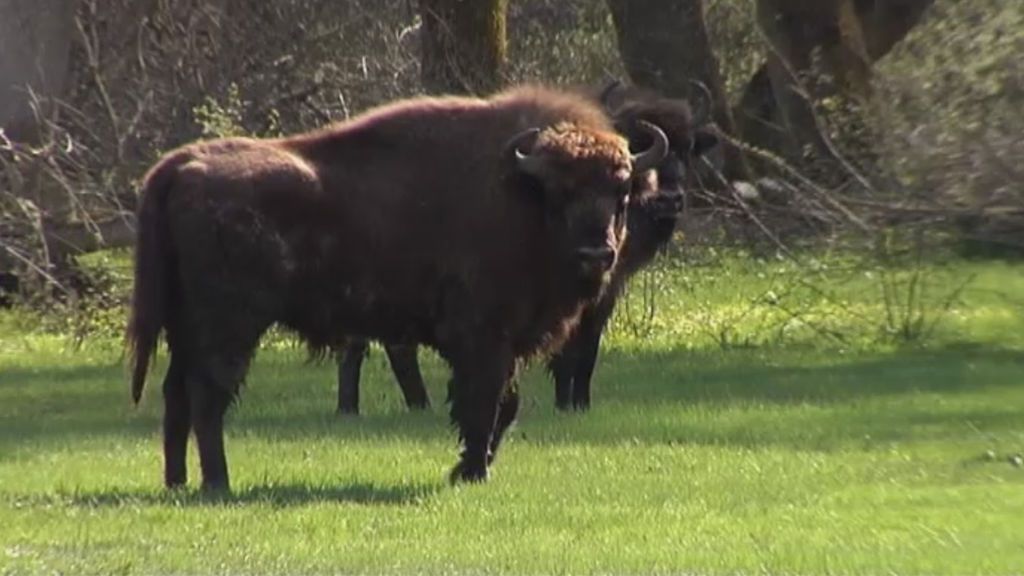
[448,344,514,484]
[337,338,369,415]
[384,344,430,410]
[189,373,235,493]
[570,328,603,412]
[570,298,616,411]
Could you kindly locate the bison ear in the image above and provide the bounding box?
[691,129,719,158]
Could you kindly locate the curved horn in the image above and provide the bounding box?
[598,78,625,109]
[688,79,713,126]
[507,127,546,178]
[630,120,669,173]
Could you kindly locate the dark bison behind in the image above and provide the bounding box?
[550,81,720,411]
[127,86,668,491]
[335,82,719,414]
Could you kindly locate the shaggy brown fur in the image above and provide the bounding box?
[335,82,719,414]
[127,85,667,490]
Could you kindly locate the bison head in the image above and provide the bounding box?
[600,81,721,237]
[508,121,668,291]
[624,122,719,236]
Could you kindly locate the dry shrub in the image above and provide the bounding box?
[874,0,1024,254]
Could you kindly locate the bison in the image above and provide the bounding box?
[334,82,719,414]
[127,85,668,491]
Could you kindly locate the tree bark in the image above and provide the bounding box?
[862,0,935,60]
[606,0,751,181]
[419,0,508,95]
[738,0,934,163]
[0,0,75,143]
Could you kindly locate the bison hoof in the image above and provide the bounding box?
[165,472,187,490]
[449,460,489,485]
[199,480,231,495]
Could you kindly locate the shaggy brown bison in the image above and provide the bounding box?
[127,85,668,491]
[335,81,719,414]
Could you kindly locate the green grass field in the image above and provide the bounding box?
[1,257,1022,574]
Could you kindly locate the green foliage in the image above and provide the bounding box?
[882,0,1024,130]
[193,83,248,139]
[508,1,622,85]
[10,248,1020,360]
[192,83,284,140]
[9,251,134,353]
[705,0,763,99]
[607,247,1020,353]
[872,0,1024,250]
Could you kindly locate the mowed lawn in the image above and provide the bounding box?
[1,259,1022,574]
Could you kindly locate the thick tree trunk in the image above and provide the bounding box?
[862,0,935,60]
[419,0,508,95]
[738,0,934,164]
[753,0,872,164]
[0,0,75,143]
[606,0,751,181]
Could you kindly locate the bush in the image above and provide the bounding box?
[874,0,1024,253]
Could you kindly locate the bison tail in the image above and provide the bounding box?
[127,151,188,404]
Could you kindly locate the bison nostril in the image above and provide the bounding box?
[575,246,615,269]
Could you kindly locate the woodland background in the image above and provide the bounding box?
[1,0,1021,309]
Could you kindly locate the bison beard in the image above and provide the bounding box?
[126,85,668,491]
[335,83,719,414]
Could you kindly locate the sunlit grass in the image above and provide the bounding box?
[1,257,1022,574]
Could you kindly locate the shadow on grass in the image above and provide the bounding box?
[2,342,1022,455]
[589,342,1024,408]
[9,480,441,509]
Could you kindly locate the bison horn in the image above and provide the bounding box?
[630,120,669,173]
[598,78,625,109]
[509,127,547,178]
[689,79,713,127]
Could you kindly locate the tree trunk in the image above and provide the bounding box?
[419,0,508,95]
[738,0,934,164]
[606,0,751,181]
[862,0,935,60]
[0,0,75,143]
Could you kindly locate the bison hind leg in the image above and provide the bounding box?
[336,338,369,415]
[188,357,246,493]
[162,352,190,488]
[385,344,430,411]
[548,347,577,412]
[185,323,265,493]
